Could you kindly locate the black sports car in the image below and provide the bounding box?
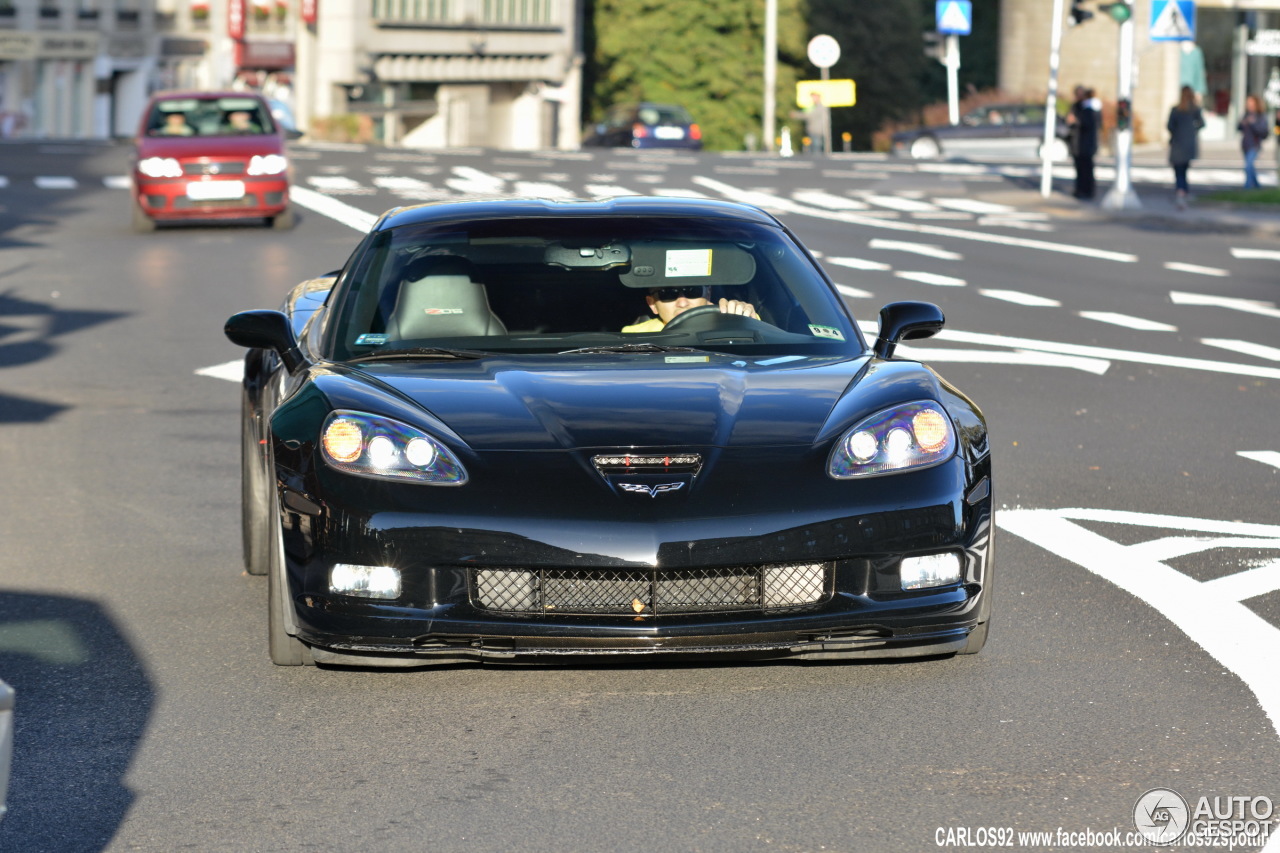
[225,196,993,667]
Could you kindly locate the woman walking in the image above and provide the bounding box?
[1238,94,1268,189]
[1167,86,1204,210]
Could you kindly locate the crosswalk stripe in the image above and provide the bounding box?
[869,238,962,260]
[1200,339,1280,362]
[894,271,966,286]
[1078,311,1177,332]
[979,289,1061,307]
[35,176,76,189]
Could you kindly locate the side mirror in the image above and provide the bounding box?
[873,301,945,359]
[285,128,304,141]
[224,310,306,373]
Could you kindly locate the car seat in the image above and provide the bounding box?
[385,256,507,340]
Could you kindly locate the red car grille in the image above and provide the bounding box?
[182,160,246,176]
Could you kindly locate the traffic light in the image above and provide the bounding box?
[1069,0,1094,26]
[923,31,944,61]
[1099,2,1132,22]
[1116,98,1132,131]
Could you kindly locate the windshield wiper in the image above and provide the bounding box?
[349,347,487,363]
[559,343,705,355]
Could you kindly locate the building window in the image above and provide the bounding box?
[483,0,550,25]
[370,0,449,25]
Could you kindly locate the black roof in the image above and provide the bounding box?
[374,196,780,232]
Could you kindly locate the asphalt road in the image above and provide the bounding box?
[1,140,1278,853]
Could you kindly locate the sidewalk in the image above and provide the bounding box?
[985,138,1280,238]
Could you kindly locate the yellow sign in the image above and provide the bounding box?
[796,79,856,109]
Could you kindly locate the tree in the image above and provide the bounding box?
[586,0,809,151]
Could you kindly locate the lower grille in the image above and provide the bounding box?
[183,160,246,176]
[172,195,258,209]
[472,563,830,615]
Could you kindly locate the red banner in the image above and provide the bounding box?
[228,0,245,40]
[301,0,317,25]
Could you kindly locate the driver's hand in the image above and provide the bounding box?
[718,298,759,319]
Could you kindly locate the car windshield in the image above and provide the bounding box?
[325,214,862,361]
[145,96,276,137]
[638,105,692,125]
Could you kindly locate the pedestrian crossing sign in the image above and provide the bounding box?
[936,0,972,36]
[1150,0,1195,41]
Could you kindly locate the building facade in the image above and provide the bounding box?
[1,0,583,150]
[999,0,1280,146]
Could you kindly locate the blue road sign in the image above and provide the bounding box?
[1150,0,1195,42]
[936,0,973,36]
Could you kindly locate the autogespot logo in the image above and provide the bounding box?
[1134,788,1190,843]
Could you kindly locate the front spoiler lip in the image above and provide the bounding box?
[303,625,974,668]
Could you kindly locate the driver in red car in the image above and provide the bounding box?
[622,286,758,333]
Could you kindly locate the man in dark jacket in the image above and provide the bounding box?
[1067,86,1100,200]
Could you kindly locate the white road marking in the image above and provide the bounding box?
[869,238,963,260]
[894,345,1111,373]
[290,185,379,232]
[1231,248,1280,261]
[1170,290,1280,319]
[35,176,76,189]
[1239,451,1280,471]
[1200,339,1280,361]
[1164,261,1230,277]
[979,289,1061,307]
[1078,311,1177,332]
[791,190,871,210]
[835,284,874,299]
[514,181,576,199]
[1203,560,1280,602]
[103,175,131,189]
[692,176,1139,263]
[194,360,244,382]
[653,188,711,198]
[0,176,8,188]
[863,194,939,213]
[998,508,1280,741]
[930,197,1016,214]
[935,328,1280,380]
[585,184,640,197]
[446,165,505,195]
[826,256,892,271]
[305,175,371,194]
[894,271,966,286]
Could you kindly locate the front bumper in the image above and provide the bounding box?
[134,175,289,221]
[275,459,994,667]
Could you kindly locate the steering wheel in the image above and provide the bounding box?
[662,304,725,330]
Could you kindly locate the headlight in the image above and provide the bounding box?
[827,401,956,479]
[137,157,182,178]
[247,154,288,176]
[320,411,467,484]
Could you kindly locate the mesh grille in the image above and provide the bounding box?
[473,563,829,615]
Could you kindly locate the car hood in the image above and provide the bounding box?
[320,355,896,452]
[134,135,284,160]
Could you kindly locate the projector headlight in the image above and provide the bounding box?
[247,154,288,176]
[320,411,467,484]
[137,157,183,178]
[828,401,956,479]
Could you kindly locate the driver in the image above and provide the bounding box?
[622,286,758,333]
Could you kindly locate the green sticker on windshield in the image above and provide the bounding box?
[808,325,845,340]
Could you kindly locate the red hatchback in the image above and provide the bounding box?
[131,91,296,232]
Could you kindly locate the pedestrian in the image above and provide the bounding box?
[1166,85,1204,210]
[1066,85,1099,200]
[1237,94,1268,189]
[804,91,827,156]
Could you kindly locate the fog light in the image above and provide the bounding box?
[330,563,401,599]
[900,553,961,590]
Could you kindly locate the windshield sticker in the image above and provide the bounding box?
[665,355,711,364]
[665,249,713,278]
[808,325,845,340]
[355,333,389,346]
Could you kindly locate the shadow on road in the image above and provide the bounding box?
[0,591,152,852]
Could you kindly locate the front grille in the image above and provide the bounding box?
[472,563,830,615]
[172,195,258,209]
[593,453,702,475]
[182,160,246,176]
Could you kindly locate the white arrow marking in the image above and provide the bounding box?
[1200,339,1280,361]
[998,508,1280,741]
[1170,290,1280,319]
[1078,311,1177,331]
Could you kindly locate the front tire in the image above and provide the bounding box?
[269,207,295,231]
[266,488,313,666]
[241,387,269,576]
